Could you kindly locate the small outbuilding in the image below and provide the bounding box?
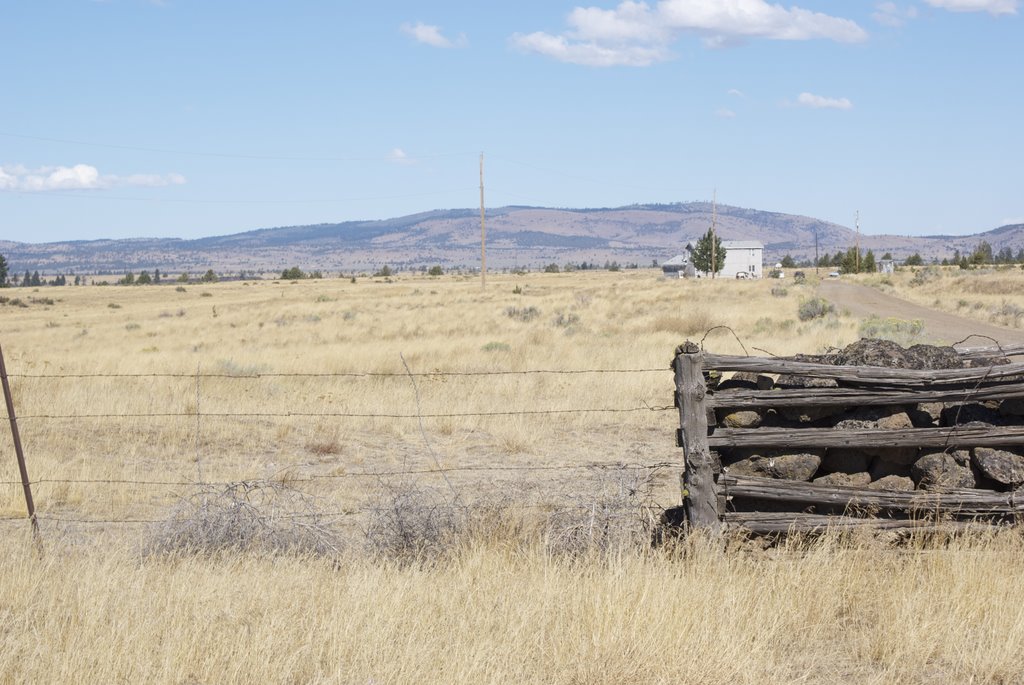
[661,254,695,278]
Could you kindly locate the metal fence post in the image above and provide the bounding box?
[0,343,40,541]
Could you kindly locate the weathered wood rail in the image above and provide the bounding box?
[673,342,1024,535]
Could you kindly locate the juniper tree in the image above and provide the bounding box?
[691,227,725,276]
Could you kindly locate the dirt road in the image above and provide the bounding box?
[817,279,1024,348]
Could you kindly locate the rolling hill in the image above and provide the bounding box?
[1,203,1020,274]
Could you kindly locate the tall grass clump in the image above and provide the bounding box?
[146,481,342,557]
[857,316,925,345]
[797,297,835,321]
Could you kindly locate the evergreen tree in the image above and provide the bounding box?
[201,269,218,283]
[691,228,725,276]
[863,249,876,273]
[23,270,31,287]
[31,271,41,287]
[904,253,924,266]
[780,255,796,268]
[0,253,8,287]
[971,240,993,265]
[136,271,152,285]
[154,269,161,284]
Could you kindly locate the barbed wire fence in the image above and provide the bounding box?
[0,359,682,547]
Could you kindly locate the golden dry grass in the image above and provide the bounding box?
[861,266,1024,332]
[0,270,858,522]
[4,529,1024,684]
[7,270,1024,683]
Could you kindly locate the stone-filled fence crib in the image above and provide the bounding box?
[673,340,1024,534]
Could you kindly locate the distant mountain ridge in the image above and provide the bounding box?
[2,203,1020,274]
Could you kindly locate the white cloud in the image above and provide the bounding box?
[0,164,186,191]
[872,2,919,27]
[389,148,415,166]
[513,0,867,66]
[924,0,1017,14]
[716,108,737,118]
[511,31,667,66]
[795,92,853,109]
[727,88,745,97]
[400,22,467,48]
[658,0,868,42]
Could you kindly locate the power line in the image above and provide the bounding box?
[0,187,476,206]
[0,131,477,163]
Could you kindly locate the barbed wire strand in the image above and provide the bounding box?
[10,405,673,420]
[0,462,677,489]
[5,368,667,380]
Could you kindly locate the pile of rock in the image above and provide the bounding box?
[711,339,1024,494]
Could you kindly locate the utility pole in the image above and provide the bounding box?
[710,190,717,279]
[814,228,819,275]
[479,152,486,290]
[855,210,860,274]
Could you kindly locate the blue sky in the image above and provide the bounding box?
[1,0,1021,243]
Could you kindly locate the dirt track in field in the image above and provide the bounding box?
[818,279,1024,348]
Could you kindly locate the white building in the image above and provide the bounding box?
[678,239,764,279]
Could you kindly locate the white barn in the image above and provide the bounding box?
[680,239,764,279]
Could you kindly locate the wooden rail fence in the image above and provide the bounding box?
[673,341,1024,535]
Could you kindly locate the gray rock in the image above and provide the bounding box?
[756,374,776,391]
[821,449,870,475]
[776,374,839,389]
[868,475,916,491]
[999,398,1024,417]
[876,412,914,430]
[832,418,875,431]
[912,451,977,490]
[834,408,913,431]
[813,472,872,488]
[718,410,763,429]
[972,448,1024,486]
[724,451,822,481]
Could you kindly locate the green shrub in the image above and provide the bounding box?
[505,306,540,322]
[858,317,924,345]
[797,298,835,321]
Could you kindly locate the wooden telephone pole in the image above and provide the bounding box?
[479,153,486,290]
[855,210,860,274]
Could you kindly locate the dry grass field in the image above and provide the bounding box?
[3,269,1024,684]
[862,265,1024,333]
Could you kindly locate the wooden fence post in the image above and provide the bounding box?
[674,342,721,531]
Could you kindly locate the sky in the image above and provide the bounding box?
[1,0,1021,243]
